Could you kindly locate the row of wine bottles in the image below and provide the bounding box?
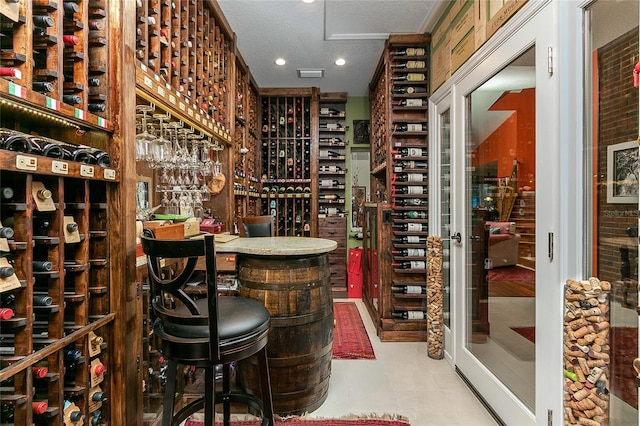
[0,130,111,167]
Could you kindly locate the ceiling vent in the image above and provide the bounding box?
[297,68,324,78]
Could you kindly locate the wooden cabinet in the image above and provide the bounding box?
[318,216,347,298]
[367,34,430,341]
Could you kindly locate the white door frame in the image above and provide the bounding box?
[430,1,584,424]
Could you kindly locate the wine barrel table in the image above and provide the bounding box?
[217,236,337,415]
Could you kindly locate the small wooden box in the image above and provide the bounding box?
[142,222,185,240]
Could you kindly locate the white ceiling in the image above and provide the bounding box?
[217,0,447,96]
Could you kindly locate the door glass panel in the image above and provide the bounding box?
[465,46,536,411]
[441,109,451,328]
[585,1,639,423]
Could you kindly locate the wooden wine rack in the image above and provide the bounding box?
[366,34,430,342]
[0,147,117,424]
[259,88,318,237]
[0,0,111,119]
[135,0,233,132]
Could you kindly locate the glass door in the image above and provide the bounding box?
[453,4,556,425]
[584,1,639,424]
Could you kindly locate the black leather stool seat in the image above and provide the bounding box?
[154,296,271,363]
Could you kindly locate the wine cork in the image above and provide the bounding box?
[599,281,611,291]
[564,407,576,423]
[574,326,592,339]
[573,388,591,401]
[587,392,607,408]
[569,318,587,330]
[578,417,600,426]
[577,358,590,375]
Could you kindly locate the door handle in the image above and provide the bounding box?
[450,232,462,244]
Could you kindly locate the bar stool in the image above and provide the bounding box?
[141,231,274,426]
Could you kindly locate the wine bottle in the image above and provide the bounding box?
[394,173,427,182]
[35,188,52,201]
[320,107,342,116]
[33,15,54,27]
[0,265,15,279]
[90,389,106,402]
[1,293,15,308]
[395,123,425,132]
[391,285,427,294]
[0,307,14,320]
[319,194,341,200]
[33,81,55,93]
[393,161,428,171]
[394,198,428,207]
[393,186,427,195]
[319,179,340,188]
[391,73,426,82]
[392,260,426,269]
[319,165,342,172]
[391,86,427,94]
[0,187,13,199]
[0,68,22,78]
[392,248,426,257]
[32,401,48,415]
[392,61,426,69]
[391,236,426,244]
[391,210,427,219]
[63,2,79,15]
[390,47,426,56]
[63,35,80,46]
[392,309,426,320]
[395,99,427,107]
[29,138,65,159]
[88,77,101,86]
[66,222,78,233]
[64,349,83,364]
[63,94,82,105]
[32,365,49,379]
[88,103,106,113]
[0,132,32,153]
[0,225,14,239]
[91,361,106,376]
[392,223,427,232]
[33,260,53,272]
[33,295,53,306]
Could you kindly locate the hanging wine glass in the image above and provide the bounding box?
[211,143,224,176]
[135,104,155,162]
[152,113,172,168]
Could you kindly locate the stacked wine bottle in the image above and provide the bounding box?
[318,98,347,217]
[388,43,430,322]
[260,95,313,236]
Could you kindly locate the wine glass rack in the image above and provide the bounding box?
[259,89,317,237]
[366,34,431,342]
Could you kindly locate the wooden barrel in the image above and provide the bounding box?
[236,253,334,415]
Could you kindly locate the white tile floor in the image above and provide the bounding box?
[310,299,499,426]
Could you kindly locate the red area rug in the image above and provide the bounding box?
[489,265,535,282]
[186,417,410,426]
[510,326,637,409]
[332,302,376,360]
[511,326,535,343]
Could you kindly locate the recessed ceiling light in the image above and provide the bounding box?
[301,0,315,3]
[335,58,346,66]
[274,58,286,66]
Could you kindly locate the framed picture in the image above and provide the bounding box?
[353,120,370,145]
[136,176,152,211]
[607,141,639,204]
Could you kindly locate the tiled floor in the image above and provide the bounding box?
[310,299,499,426]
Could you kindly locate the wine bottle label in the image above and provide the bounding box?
[406,249,425,257]
[320,179,333,187]
[405,124,424,133]
[406,223,423,232]
[405,235,420,244]
[406,186,423,195]
[406,173,425,182]
[404,99,424,107]
[406,86,426,94]
[406,48,425,56]
[406,311,425,320]
[404,60,425,69]
[406,73,426,81]
[405,285,423,294]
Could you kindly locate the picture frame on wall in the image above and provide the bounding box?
[607,140,639,204]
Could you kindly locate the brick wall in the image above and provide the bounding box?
[596,27,638,285]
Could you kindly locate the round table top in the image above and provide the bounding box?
[216,236,337,256]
